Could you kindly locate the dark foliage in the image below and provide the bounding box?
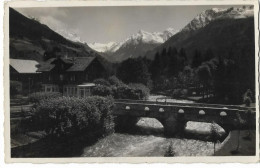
[117,57,152,87]
[28,92,62,104]
[10,80,22,96]
[28,96,114,139]
[92,77,150,100]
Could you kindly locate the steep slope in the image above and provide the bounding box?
[145,6,254,60]
[9,8,97,61]
[89,28,178,62]
[182,6,253,32]
[9,8,114,73]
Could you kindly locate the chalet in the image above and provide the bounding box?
[10,59,41,94]
[37,56,106,98]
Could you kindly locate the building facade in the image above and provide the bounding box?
[37,56,106,98]
[10,59,41,95]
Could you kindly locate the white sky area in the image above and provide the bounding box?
[15,5,241,43]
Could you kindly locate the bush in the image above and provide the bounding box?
[92,76,149,100]
[243,96,252,107]
[172,89,188,98]
[128,83,150,100]
[30,96,114,138]
[172,89,182,98]
[108,76,124,86]
[92,85,113,97]
[10,80,22,96]
[29,92,62,104]
[93,78,111,86]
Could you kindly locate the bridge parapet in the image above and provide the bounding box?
[113,101,255,136]
[115,99,256,112]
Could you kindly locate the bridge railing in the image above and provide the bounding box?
[115,99,255,112]
[113,102,256,127]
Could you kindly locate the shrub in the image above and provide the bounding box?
[92,85,113,97]
[172,89,188,98]
[128,83,150,100]
[243,89,253,105]
[172,89,182,98]
[30,96,114,138]
[108,76,124,86]
[93,78,111,86]
[180,89,188,98]
[10,80,22,96]
[29,92,62,104]
[243,96,252,107]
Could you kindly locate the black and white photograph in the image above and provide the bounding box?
[4,0,259,162]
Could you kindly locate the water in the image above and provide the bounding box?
[81,118,222,157]
[81,96,226,157]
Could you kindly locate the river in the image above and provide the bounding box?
[81,95,226,157]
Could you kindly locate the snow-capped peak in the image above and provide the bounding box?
[88,28,179,53]
[88,42,119,53]
[182,6,254,32]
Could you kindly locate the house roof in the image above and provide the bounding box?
[10,59,39,73]
[37,57,96,72]
[66,57,96,71]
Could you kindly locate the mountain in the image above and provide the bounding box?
[9,8,115,74]
[89,28,178,62]
[9,8,100,61]
[182,6,253,32]
[88,42,119,53]
[145,6,254,60]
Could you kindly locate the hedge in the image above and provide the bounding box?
[29,96,114,138]
[93,78,111,86]
[29,92,62,104]
[93,82,150,100]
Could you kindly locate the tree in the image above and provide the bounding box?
[203,48,214,62]
[210,122,221,156]
[150,52,163,80]
[43,46,61,61]
[197,64,212,99]
[191,49,202,68]
[117,58,151,86]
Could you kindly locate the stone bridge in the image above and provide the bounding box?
[113,99,256,136]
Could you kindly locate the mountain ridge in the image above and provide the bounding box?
[88,28,178,62]
[144,6,254,60]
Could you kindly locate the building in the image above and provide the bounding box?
[9,58,41,94]
[37,56,106,98]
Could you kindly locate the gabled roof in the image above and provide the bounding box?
[10,59,39,73]
[66,57,96,71]
[37,56,96,72]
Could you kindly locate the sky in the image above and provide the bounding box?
[15,5,241,44]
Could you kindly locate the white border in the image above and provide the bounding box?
[3,0,260,163]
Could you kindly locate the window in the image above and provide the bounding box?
[60,74,64,81]
[85,88,90,96]
[71,75,76,81]
[48,75,51,81]
[46,87,51,92]
[85,74,88,80]
[80,89,84,98]
[74,88,77,96]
